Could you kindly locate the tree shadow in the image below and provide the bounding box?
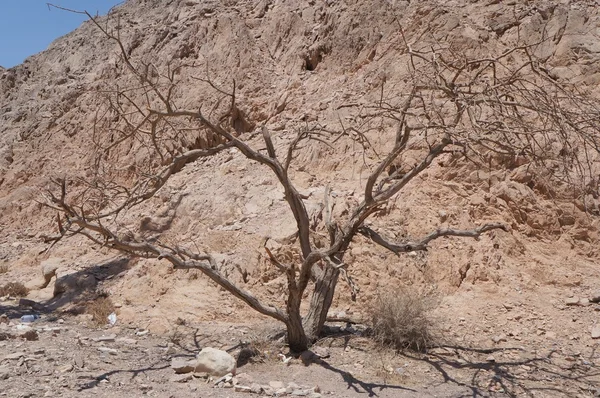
[1,257,132,321]
[402,344,600,397]
[42,256,132,311]
[315,359,417,397]
[77,360,170,391]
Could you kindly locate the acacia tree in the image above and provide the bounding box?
[43,11,600,352]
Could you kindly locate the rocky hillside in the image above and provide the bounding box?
[1,0,600,337]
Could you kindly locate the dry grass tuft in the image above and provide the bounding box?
[0,265,8,274]
[0,282,29,297]
[86,296,115,325]
[370,288,436,352]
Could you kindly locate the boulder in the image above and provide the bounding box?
[194,347,236,377]
[40,258,61,288]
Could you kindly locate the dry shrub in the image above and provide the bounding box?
[86,296,115,325]
[0,265,8,274]
[370,289,436,352]
[238,327,286,366]
[0,282,29,297]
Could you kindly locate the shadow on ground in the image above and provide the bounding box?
[1,256,131,320]
[402,344,600,397]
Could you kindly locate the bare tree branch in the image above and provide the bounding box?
[358,223,508,254]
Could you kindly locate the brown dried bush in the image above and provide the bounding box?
[86,296,115,325]
[0,265,8,274]
[370,289,436,352]
[0,282,29,297]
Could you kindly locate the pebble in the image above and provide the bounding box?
[0,366,9,380]
[170,373,193,383]
[565,297,580,306]
[591,325,600,339]
[269,380,284,389]
[97,347,118,355]
[59,364,74,373]
[93,334,116,342]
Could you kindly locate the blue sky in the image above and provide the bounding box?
[0,1,123,68]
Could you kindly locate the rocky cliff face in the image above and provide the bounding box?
[2,0,600,330]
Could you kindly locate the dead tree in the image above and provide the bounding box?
[43,10,600,352]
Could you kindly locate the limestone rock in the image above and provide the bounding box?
[171,358,196,374]
[195,347,236,377]
[40,258,61,288]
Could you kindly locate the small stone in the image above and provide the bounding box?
[565,297,580,306]
[276,387,287,395]
[94,334,116,342]
[170,373,193,383]
[492,334,507,343]
[0,367,8,380]
[59,364,74,373]
[165,343,176,355]
[579,298,590,306]
[171,358,195,374]
[591,325,600,339]
[590,291,600,303]
[235,372,253,386]
[213,373,233,385]
[250,383,263,393]
[269,381,284,389]
[312,347,330,359]
[73,354,85,369]
[486,355,496,362]
[97,347,118,355]
[234,385,252,392]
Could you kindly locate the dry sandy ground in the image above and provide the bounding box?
[2,288,600,398]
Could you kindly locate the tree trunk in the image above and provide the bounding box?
[302,265,340,341]
[286,288,309,352]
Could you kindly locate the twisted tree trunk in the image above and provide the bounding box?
[302,264,341,342]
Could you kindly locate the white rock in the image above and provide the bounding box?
[591,325,600,339]
[97,347,118,355]
[171,358,196,374]
[195,347,236,377]
[269,381,284,389]
[93,334,116,342]
[40,258,61,288]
